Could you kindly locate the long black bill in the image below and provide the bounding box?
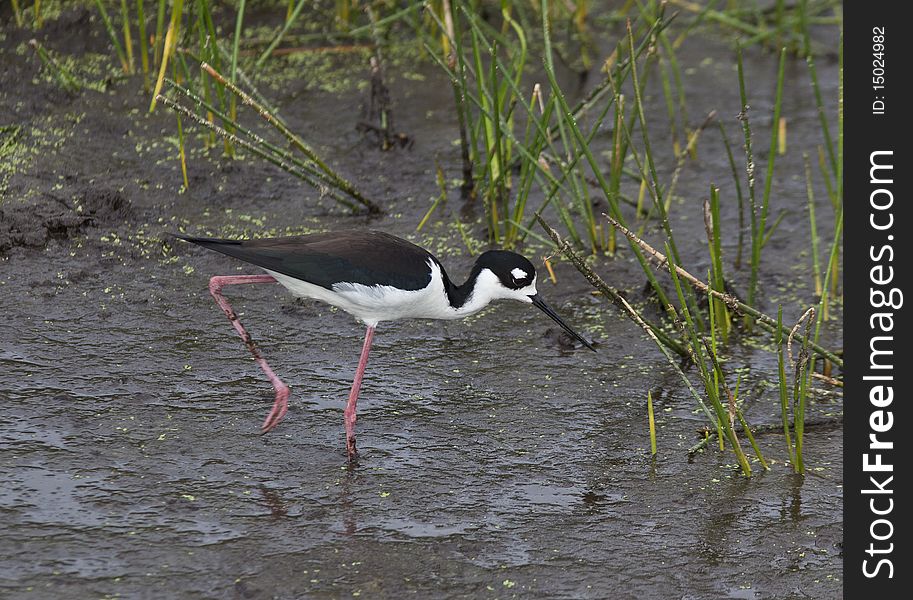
[529,294,596,352]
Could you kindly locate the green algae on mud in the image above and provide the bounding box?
[0,114,82,197]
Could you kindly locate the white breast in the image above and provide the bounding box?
[264,261,464,326]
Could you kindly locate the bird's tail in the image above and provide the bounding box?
[168,232,242,246]
[168,233,255,263]
[168,233,280,271]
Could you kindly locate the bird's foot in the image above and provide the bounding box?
[343,406,358,460]
[346,436,358,462]
[261,384,290,434]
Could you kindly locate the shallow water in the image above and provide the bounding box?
[1,7,842,599]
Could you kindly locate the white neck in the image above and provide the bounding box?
[450,268,537,318]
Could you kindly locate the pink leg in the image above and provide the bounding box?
[343,325,376,460]
[208,275,289,434]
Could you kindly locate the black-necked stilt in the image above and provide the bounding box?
[173,229,594,459]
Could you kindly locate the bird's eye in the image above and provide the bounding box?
[510,268,528,283]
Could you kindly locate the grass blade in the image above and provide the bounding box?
[776,305,794,464]
[93,0,130,73]
[149,0,183,112]
[647,390,657,456]
[748,47,787,313]
[255,0,307,68]
[119,0,135,74]
[230,0,247,124]
[137,0,150,91]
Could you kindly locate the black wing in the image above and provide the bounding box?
[171,230,437,291]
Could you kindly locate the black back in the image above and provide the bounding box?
[172,230,438,291]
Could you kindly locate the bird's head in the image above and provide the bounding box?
[471,250,595,351]
[472,250,539,300]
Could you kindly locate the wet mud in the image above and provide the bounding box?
[1,6,842,599]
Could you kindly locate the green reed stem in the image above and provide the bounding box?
[804,153,822,297]
[761,210,787,248]
[736,406,768,470]
[718,121,746,268]
[154,0,166,66]
[835,30,844,209]
[417,163,448,232]
[136,0,150,90]
[94,0,130,73]
[800,0,838,178]
[735,46,757,326]
[230,0,247,124]
[792,308,815,473]
[647,390,657,455]
[149,0,182,112]
[11,0,23,27]
[701,337,767,469]
[255,0,307,68]
[171,61,189,190]
[776,305,794,464]
[747,46,787,321]
[119,0,135,73]
[28,39,80,92]
[811,206,843,370]
[626,20,676,258]
[197,0,233,155]
[707,186,730,340]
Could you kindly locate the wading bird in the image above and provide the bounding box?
[173,230,593,459]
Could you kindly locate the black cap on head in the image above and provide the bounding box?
[475,250,537,290]
[474,250,595,352]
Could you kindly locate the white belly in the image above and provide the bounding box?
[264,262,467,326]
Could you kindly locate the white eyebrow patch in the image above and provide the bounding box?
[511,268,528,280]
